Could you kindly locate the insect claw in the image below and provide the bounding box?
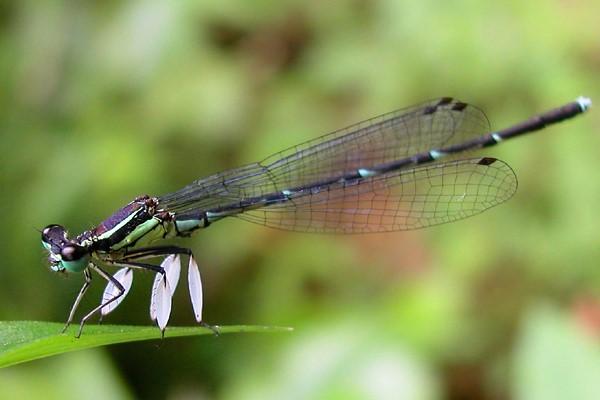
[201,321,220,337]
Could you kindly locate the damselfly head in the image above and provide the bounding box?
[41,224,89,273]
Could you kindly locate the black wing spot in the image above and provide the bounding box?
[451,102,468,111]
[477,157,497,166]
[437,97,453,106]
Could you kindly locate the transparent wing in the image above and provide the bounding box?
[158,97,490,214]
[235,157,517,233]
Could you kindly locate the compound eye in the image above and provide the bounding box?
[61,244,86,261]
[41,224,67,244]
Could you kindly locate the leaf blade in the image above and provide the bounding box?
[0,321,293,368]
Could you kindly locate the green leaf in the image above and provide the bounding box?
[0,321,293,368]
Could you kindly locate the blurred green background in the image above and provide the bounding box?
[1,1,599,399]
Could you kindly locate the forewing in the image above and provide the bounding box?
[158,98,490,215]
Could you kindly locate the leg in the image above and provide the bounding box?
[118,248,220,335]
[61,268,92,333]
[187,254,219,336]
[110,260,165,274]
[126,249,221,336]
[200,321,221,336]
[76,264,125,338]
[122,245,192,261]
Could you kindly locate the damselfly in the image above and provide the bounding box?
[41,96,591,337]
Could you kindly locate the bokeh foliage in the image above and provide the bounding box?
[1,0,599,399]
